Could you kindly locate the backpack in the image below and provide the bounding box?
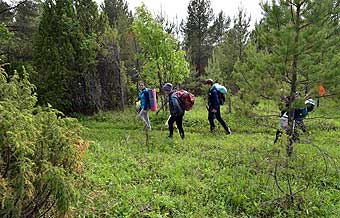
[212,83,227,105]
[175,90,195,111]
[279,113,288,129]
[147,88,158,111]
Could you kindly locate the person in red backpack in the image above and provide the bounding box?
[205,79,231,135]
[162,83,185,139]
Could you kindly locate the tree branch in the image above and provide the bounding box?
[0,0,29,15]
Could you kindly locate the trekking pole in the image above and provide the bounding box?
[156,101,169,115]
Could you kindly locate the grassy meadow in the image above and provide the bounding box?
[74,97,340,217]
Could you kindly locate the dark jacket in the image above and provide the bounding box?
[169,91,184,116]
[294,107,308,121]
[138,88,149,110]
[208,86,220,110]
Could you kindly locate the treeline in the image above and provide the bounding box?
[0,0,339,115]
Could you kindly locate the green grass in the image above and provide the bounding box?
[74,97,340,217]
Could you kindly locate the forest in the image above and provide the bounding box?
[1,0,340,217]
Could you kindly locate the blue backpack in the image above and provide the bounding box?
[212,83,228,105]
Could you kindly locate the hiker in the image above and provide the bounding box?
[162,83,185,139]
[274,98,316,143]
[205,79,231,135]
[294,98,316,132]
[137,82,151,130]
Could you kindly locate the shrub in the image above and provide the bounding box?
[0,66,88,217]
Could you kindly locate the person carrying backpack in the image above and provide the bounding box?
[162,83,185,139]
[205,79,231,135]
[274,97,316,143]
[137,82,151,130]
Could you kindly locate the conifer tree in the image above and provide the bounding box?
[0,65,87,217]
[234,0,340,155]
[33,0,92,113]
[183,0,214,76]
[0,0,40,73]
[101,0,135,102]
[209,11,231,46]
[97,12,126,110]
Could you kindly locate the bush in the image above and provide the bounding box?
[0,66,88,217]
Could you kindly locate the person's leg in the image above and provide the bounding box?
[145,111,151,130]
[215,109,231,134]
[167,115,176,137]
[176,115,184,139]
[296,120,306,132]
[139,110,148,128]
[274,129,282,144]
[208,111,215,132]
[292,120,300,141]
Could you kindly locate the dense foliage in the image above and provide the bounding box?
[133,5,190,90]
[0,66,88,217]
[0,0,339,217]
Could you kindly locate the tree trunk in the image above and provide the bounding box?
[228,95,232,113]
[157,63,165,110]
[287,2,302,157]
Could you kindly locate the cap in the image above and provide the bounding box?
[162,83,173,92]
[305,99,316,106]
[205,79,214,84]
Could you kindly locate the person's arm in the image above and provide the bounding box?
[211,89,219,111]
[156,100,169,115]
[142,90,149,110]
[170,95,183,116]
[136,92,141,102]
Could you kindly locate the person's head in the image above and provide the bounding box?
[205,79,214,86]
[138,82,145,91]
[305,98,316,112]
[162,83,173,94]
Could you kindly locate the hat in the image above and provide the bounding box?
[205,79,214,84]
[305,99,316,106]
[162,83,173,92]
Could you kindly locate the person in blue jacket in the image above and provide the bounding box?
[205,79,231,134]
[137,82,151,130]
[162,83,185,139]
[293,98,316,132]
[274,98,316,143]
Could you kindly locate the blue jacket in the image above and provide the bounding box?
[208,86,219,110]
[138,88,149,110]
[169,91,184,116]
[294,107,308,121]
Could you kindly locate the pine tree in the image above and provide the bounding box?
[0,0,14,23]
[97,12,126,110]
[234,0,340,155]
[101,0,132,31]
[183,0,214,76]
[0,0,40,73]
[209,11,231,46]
[101,0,135,103]
[33,0,84,113]
[204,8,251,112]
[231,8,251,63]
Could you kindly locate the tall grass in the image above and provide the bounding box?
[74,97,340,217]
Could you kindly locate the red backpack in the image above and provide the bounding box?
[176,90,195,111]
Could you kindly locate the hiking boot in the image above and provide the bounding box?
[210,127,215,133]
[226,127,231,135]
[167,134,173,138]
[180,132,185,140]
